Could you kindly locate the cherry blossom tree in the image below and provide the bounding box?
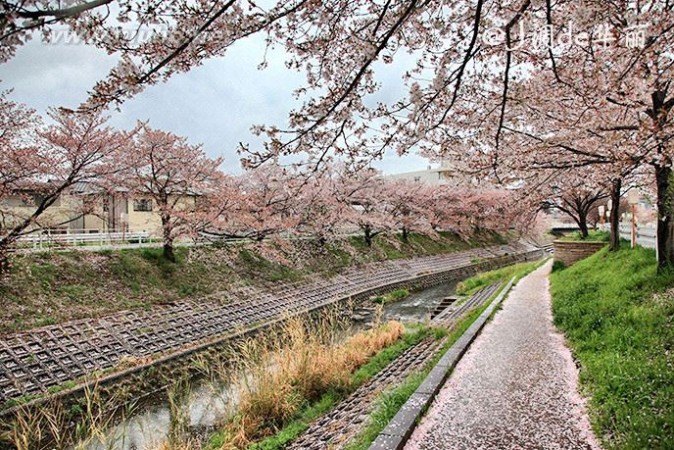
[129,124,224,261]
[206,165,301,242]
[0,90,41,204]
[194,172,244,241]
[0,98,132,271]
[6,1,674,264]
[538,171,609,239]
[416,184,513,239]
[294,168,349,245]
[399,3,673,262]
[387,180,435,241]
[333,167,395,247]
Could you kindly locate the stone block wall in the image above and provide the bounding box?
[553,241,606,266]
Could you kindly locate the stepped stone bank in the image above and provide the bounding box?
[0,242,546,409]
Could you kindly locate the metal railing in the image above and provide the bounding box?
[603,223,657,249]
[16,229,151,249]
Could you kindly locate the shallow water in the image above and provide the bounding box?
[81,382,233,450]
[76,282,458,450]
[381,281,459,323]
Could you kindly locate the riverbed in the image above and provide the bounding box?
[78,281,459,450]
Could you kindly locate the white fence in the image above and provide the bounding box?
[16,230,151,249]
[559,222,657,250]
[612,223,656,249]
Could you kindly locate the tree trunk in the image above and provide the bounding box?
[364,225,372,247]
[0,242,11,274]
[163,242,176,262]
[655,164,674,268]
[577,211,589,239]
[648,88,674,269]
[609,178,622,252]
[401,227,409,242]
[161,214,176,262]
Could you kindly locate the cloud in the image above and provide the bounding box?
[0,33,429,175]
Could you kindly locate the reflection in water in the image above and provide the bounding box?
[81,382,232,450]
[77,282,457,450]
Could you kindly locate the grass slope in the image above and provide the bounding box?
[550,244,674,449]
[456,259,543,295]
[0,232,507,334]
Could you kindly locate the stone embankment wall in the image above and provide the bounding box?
[553,241,606,266]
[0,243,546,413]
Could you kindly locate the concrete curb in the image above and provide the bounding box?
[368,277,517,450]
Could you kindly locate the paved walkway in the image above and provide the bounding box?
[405,262,602,450]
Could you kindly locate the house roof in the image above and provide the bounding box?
[71,181,129,195]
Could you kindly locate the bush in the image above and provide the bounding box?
[372,288,410,305]
[551,260,566,272]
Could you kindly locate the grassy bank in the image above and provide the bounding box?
[550,244,674,449]
[0,232,507,333]
[558,229,611,242]
[456,259,544,295]
[237,325,435,450]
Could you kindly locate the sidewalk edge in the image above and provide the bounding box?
[368,276,517,450]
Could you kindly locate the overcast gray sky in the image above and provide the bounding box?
[0,33,430,175]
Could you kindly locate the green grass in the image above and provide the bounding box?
[456,259,545,295]
[345,372,427,450]
[559,229,611,242]
[247,392,340,450]
[204,392,341,450]
[372,288,410,305]
[0,246,224,333]
[343,231,508,265]
[350,325,435,386]
[237,249,302,283]
[550,244,674,449]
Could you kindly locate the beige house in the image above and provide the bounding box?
[1,190,84,234]
[2,186,196,238]
[77,194,163,234]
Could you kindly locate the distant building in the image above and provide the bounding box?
[1,187,83,234]
[386,161,457,186]
[1,183,198,237]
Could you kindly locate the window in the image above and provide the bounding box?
[4,193,59,207]
[133,199,153,212]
